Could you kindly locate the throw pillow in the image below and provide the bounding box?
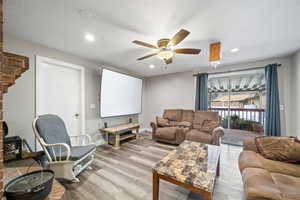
[192,123,202,130]
[255,136,300,163]
[156,117,170,127]
[201,120,219,133]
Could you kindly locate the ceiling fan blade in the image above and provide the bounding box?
[174,48,201,54]
[132,40,158,49]
[169,29,190,46]
[164,57,172,64]
[137,53,157,60]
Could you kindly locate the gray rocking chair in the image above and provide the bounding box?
[32,114,96,182]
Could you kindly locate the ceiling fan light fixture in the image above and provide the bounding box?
[157,50,173,60]
[133,29,200,64]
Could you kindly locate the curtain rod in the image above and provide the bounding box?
[193,63,282,76]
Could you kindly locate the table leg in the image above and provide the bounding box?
[106,133,109,145]
[114,134,120,149]
[153,171,159,200]
[203,192,212,200]
[136,127,141,141]
[217,157,220,177]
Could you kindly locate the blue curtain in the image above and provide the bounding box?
[195,73,208,110]
[265,64,281,136]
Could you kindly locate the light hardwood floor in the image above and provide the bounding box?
[61,133,245,200]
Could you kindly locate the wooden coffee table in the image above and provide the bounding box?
[152,140,220,200]
[99,123,140,149]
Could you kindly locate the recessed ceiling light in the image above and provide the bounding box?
[149,64,155,69]
[230,48,240,53]
[85,33,95,42]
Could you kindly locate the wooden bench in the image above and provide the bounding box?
[99,123,140,149]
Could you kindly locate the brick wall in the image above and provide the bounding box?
[0,3,30,197]
[0,0,3,197]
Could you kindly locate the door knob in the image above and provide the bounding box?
[75,113,79,117]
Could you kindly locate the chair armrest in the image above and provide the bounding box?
[43,142,71,161]
[150,122,157,140]
[212,127,225,146]
[70,134,92,145]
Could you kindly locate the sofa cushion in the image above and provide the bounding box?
[201,120,219,133]
[271,173,300,199]
[182,110,194,123]
[193,111,219,124]
[193,111,219,130]
[192,123,202,130]
[185,129,213,144]
[163,109,183,121]
[169,121,181,126]
[242,168,300,200]
[239,150,300,179]
[177,127,190,133]
[255,136,300,163]
[177,121,192,128]
[156,117,170,127]
[242,168,283,200]
[156,127,177,140]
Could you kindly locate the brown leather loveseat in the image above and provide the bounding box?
[150,109,224,145]
[239,137,300,200]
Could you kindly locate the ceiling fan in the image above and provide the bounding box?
[132,29,201,64]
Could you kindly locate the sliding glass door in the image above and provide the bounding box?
[208,69,265,135]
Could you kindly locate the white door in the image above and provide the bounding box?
[36,56,85,139]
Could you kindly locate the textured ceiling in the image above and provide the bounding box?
[4,0,300,77]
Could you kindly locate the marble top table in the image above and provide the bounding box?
[153,140,220,200]
[4,158,66,200]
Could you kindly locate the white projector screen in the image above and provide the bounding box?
[100,69,143,118]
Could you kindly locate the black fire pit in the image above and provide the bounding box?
[5,169,54,200]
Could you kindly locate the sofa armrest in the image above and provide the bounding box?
[175,128,187,144]
[150,122,157,140]
[213,127,224,136]
[212,127,224,146]
[243,137,259,153]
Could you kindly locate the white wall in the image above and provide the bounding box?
[289,50,300,137]
[142,56,293,137]
[3,34,139,149]
[5,33,297,144]
[142,71,195,128]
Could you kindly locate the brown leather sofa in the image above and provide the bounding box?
[239,137,300,200]
[150,109,224,145]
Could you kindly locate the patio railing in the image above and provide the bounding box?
[209,107,265,125]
